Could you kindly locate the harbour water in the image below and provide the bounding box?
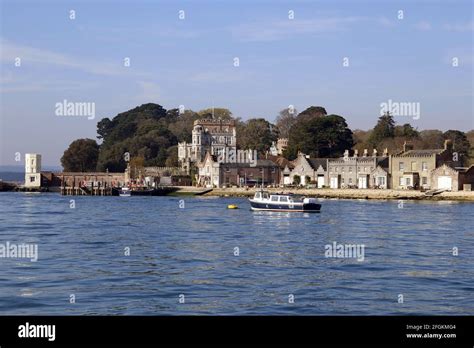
[0,192,472,315]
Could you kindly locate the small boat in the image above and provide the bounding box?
[119,187,131,197]
[227,204,239,209]
[249,190,321,213]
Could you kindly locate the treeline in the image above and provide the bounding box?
[61,103,280,172]
[60,103,473,172]
[353,113,473,166]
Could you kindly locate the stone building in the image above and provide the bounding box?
[197,152,280,188]
[390,140,459,190]
[178,118,237,173]
[430,164,474,191]
[328,149,390,189]
[289,152,328,187]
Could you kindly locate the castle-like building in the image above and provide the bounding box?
[178,118,237,172]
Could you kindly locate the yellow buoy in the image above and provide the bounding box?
[227,204,238,209]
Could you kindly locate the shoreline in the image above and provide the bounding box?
[2,184,474,201]
[203,187,474,202]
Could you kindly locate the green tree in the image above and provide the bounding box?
[237,118,278,154]
[297,106,327,122]
[368,112,395,147]
[395,123,419,138]
[285,114,353,159]
[443,130,471,165]
[293,175,301,185]
[95,103,177,171]
[61,139,99,172]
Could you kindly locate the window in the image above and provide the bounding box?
[422,162,428,171]
[342,167,345,173]
[406,177,411,186]
[365,167,368,172]
[377,177,386,186]
[399,162,404,171]
[341,178,345,184]
[271,196,278,202]
[349,167,352,173]
[411,162,417,171]
[349,178,352,184]
[279,196,288,202]
[422,177,427,185]
[30,176,36,182]
[399,177,403,186]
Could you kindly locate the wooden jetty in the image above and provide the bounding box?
[60,186,113,196]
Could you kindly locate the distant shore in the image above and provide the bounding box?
[203,187,474,201]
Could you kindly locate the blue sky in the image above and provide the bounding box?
[1,0,473,166]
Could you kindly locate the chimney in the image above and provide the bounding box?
[372,149,378,157]
[383,148,388,157]
[353,149,358,158]
[363,149,368,157]
[444,139,453,152]
[403,141,414,152]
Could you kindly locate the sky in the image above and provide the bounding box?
[0,0,473,166]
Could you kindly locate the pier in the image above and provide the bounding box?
[60,186,114,196]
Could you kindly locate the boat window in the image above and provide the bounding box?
[262,192,269,199]
[271,195,278,202]
[279,196,288,202]
[255,192,261,199]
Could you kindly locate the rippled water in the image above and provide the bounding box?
[0,192,472,315]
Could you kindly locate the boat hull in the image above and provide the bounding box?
[249,200,321,212]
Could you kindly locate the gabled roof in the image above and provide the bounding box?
[266,155,293,169]
[307,158,327,171]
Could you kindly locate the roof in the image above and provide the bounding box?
[266,155,293,169]
[394,149,444,157]
[307,158,327,170]
[221,159,279,168]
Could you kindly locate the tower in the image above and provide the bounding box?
[25,153,42,188]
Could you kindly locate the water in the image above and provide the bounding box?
[0,192,472,315]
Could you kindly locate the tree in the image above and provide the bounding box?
[168,109,200,143]
[394,123,419,138]
[61,139,99,172]
[275,107,297,138]
[197,108,233,120]
[129,156,145,179]
[285,114,353,159]
[419,130,444,149]
[297,106,327,122]
[368,112,395,147]
[293,175,301,186]
[238,118,278,154]
[443,130,471,165]
[95,103,177,171]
